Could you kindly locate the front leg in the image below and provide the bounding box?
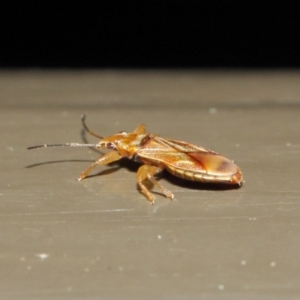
[137,165,174,203]
[77,151,122,181]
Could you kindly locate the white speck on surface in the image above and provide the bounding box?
[36,253,49,261]
[286,142,291,146]
[6,146,14,151]
[20,257,25,262]
[270,261,276,267]
[241,260,247,265]
[84,267,90,272]
[218,284,225,290]
[118,266,124,272]
[235,143,240,147]
[209,107,217,114]
[66,286,73,292]
[27,265,32,270]
[157,235,162,240]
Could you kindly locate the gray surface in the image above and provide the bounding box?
[1,70,300,299]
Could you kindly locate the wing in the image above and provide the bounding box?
[137,136,241,183]
[154,137,218,154]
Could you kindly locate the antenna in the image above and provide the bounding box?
[28,115,103,150]
[81,114,103,139]
[27,143,98,150]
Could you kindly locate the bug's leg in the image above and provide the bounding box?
[77,151,122,181]
[137,165,174,203]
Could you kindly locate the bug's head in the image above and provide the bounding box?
[82,116,148,151]
[96,131,129,151]
[97,127,149,153]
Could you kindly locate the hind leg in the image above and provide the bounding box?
[137,165,174,203]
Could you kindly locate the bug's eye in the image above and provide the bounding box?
[106,142,115,149]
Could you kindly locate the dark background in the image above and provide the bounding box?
[2,1,299,68]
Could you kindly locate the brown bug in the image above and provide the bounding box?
[28,116,243,203]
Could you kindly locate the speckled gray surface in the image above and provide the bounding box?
[1,70,300,299]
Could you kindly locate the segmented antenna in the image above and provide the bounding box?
[27,143,97,150]
[28,115,103,150]
[81,115,103,139]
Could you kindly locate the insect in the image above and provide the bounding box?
[28,116,243,203]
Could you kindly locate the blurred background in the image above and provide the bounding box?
[2,1,299,69]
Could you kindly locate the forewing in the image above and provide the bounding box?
[139,137,238,176]
[154,137,217,154]
[138,137,208,172]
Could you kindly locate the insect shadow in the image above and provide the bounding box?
[26,159,94,169]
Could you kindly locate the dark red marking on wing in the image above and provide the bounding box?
[188,152,239,176]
